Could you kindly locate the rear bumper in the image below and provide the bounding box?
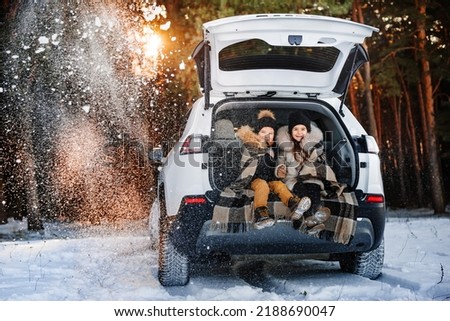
[165,196,385,258]
[195,217,375,256]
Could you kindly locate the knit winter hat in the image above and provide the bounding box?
[288,110,311,133]
[255,109,277,133]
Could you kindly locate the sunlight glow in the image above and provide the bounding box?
[131,27,163,77]
[143,32,162,58]
[129,3,168,78]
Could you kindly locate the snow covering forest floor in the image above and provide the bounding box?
[0,208,449,301]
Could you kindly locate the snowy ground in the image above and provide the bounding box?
[0,208,449,301]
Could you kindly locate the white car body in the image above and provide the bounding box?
[162,14,381,216]
[163,96,383,216]
[151,14,385,286]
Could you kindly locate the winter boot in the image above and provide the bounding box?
[288,196,301,212]
[253,206,275,230]
[303,207,331,227]
[288,196,312,221]
[306,223,326,237]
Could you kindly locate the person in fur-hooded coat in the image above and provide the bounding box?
[276,111,345,219]
[274,110,359,244]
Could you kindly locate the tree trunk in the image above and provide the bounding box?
[373,85,383,145]
[349,77,360,120]
[391,97,407,205]
[405,92,426,206]
[392,55,425,206]
[417,84,428,168]
[361,63,379,141]
[352,0,379,142]
[416,0,445,213]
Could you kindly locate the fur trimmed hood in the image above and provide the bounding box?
[236,125,265,149]
[276,122,323,152]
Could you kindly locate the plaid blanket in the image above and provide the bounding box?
[211,186,292,233]
[211,190,357,245]
[318,192,358,244]
[210,140,358,245]
[210,145,259,233]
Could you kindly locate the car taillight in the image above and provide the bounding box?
[184,196,207,205]
[180,134,203,155]
[364,135,379,154]
[365,194,384,203]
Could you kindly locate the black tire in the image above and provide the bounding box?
[150,184,166,251]
[339,238,385,280]
[149,199,161,250]
[158,231,190,286]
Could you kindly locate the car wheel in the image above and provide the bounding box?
[339,238,384,280]
[158,230,190,286]
[149,199,161,250]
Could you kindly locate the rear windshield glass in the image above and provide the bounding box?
[219,39,340,72]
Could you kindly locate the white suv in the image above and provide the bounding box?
[150,14,385,286]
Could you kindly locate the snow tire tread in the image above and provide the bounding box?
[158,232,190,286]
[339,238,385,280]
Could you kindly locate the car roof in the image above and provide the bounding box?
[193,14,378,98]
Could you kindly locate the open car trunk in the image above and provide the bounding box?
[197,99,371,253]
[193,14,379,106]
[208,99,358,195]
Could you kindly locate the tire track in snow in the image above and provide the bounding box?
[231,256,430,300]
